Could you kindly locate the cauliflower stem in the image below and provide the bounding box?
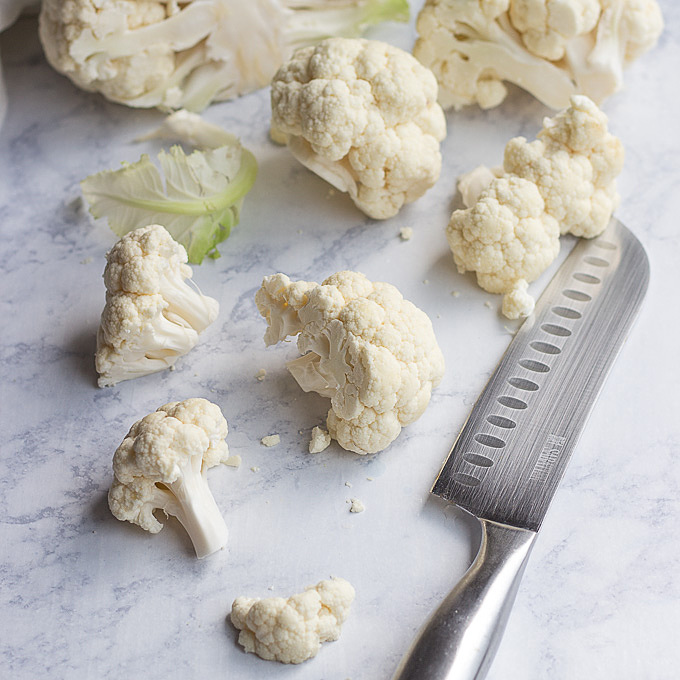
[150,452,229,559]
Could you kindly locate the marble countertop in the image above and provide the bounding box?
[1,5,679,679]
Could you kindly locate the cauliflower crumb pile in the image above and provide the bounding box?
[447,95,623,319]
[256,270,445,455]
[271,37,447,219]
[231,577,355,664]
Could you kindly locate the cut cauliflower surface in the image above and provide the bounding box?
[231,577,355,664]
[271,37,447,219]
[414,0,663,110]
[447,176,560,319]
[256,271,445,455]
[503,94,624,237]
[95,224,219,387]
[108,398,230,558]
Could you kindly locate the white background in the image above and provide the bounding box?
[1,3,678,679]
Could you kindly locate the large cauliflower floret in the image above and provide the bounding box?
[256,271,445,454]
[108,398,230,558]
[271,37,447,219]
[38,0,409,111]
[414,0,663,110]
[447,175,560,318]
[231,577,355,664]
[39,0,177,103]
[95,224,219,387]
[503,94,624,237]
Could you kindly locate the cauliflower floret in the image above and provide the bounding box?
[231,577,355,664]
[414,0,663,110]
[509,0,601,61]
[95,224,219,387]
[271,37,447,219]
[447,176,560,319]
[256,271,445,454]
[108,398,230,558]
[39,0,177,103]
[447,96,620,318]
[503,94,624,237]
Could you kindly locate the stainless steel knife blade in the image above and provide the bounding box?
[393,218,649,680]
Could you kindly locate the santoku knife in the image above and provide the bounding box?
[392,218,649,680]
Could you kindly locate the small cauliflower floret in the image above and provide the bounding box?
[414,0,663,110]
[503,94,624,237]
[231,577,355,664]
[256,271,445,454]
[447,176,560,319]
[108,398,230,558]
[95,225,219,387]
[271,37,447,219]
[509,0,601,61]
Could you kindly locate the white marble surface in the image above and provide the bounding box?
[1,5,679,679]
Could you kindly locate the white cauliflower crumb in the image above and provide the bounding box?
[399,227,414,241]
[250,466,260,473]
[225,454,242,468]
[308,426,331,454]
[255,368,267,381]
[349,498,365,513]
[261,434,281,447]
[231,577,355,664]
[345,481,353,488]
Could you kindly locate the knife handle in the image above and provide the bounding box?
[392,519,537,680]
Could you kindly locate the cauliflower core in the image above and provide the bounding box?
[95,224,219,387]
[256,271,445,454]
[271,37,447,219]
[108,398,230,558]
[231,577,355,664]
[447,95,622,318]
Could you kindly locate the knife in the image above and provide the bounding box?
[392,218,649,680]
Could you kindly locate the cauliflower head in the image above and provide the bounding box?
[271,37,447,219]
[414,0,663,110]
[447,175,560,318]
[38,0,409,111]
[108,397,230,558]
[95,224,219,387]
[39,0,178,104]
[231,577,355,664]
[503,94,624,237]
[256,271,445,454]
